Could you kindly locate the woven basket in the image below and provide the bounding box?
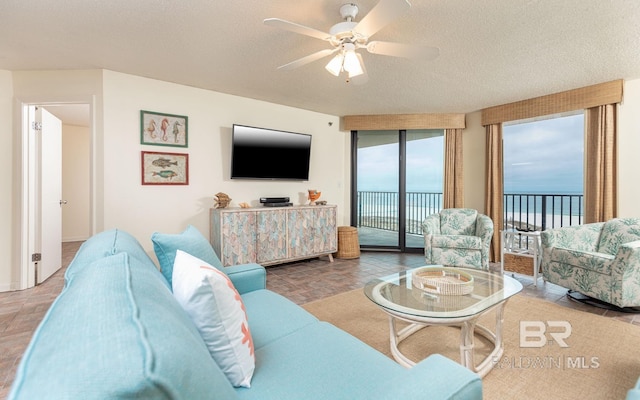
[503,253,535,275]
[336,226,360,259]
[411,267,474,296]
[411,284,468,309]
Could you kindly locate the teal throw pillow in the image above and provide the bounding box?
[151,225,224,287]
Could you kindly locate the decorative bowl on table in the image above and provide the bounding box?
[411,267,474,296]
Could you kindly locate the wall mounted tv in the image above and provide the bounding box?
[231,124,312,180]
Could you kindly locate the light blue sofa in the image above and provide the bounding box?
[9,228,482,399]
[629,378,640,400]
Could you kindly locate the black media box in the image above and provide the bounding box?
[262,202,293,207]
[260,197,290,204]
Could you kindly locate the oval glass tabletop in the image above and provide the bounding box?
[364,265,523,319]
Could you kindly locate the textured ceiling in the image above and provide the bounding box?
[1,0,639,117]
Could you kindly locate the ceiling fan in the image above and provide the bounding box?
[264,0,439,83]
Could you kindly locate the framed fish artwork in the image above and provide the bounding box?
[141,151,189,185]
[140,110,188,147]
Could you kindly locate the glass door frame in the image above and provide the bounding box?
[350,129,421,253]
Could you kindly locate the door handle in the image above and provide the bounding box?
[59,200,68,205]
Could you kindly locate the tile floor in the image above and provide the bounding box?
[1,242,639,398]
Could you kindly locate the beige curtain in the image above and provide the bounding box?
[585,104,617,223]
[443,128,463,208]
[485,124,503,262]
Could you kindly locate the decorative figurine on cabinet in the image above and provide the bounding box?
[213,192,232,208]
[308,190,321,205]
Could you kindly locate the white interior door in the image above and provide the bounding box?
[37,107,63,283]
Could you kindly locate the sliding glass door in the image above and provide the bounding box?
[353,130,400,247]
[352,129,444,251]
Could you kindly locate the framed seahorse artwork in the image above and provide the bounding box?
[141,151,189,185]
[140,110,188,147]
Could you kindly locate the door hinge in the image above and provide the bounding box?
[32,253,42,262]
[32,121,42,131]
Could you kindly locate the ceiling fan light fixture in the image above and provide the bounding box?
[343,50,363,77]
[325,53,344,76]
[267,1,440,81]
[325,42,363,79]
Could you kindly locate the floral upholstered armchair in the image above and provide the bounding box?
[541,218,640,308]
[422,208,494,270]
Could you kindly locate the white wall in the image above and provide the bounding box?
[61,124,91,241]
[2,70,638,291]
[102,70,347,259]
[2,69,347,290]
[0,70,14,291]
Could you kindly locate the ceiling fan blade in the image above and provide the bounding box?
[277,48,337,70]
[366,41,440,60]
[264,18,331,41]
[354,0,411,38]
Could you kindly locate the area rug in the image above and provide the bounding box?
[303,289,640,400]
[567,290,640,314]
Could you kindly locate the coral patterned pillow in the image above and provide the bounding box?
[172,250,255,387]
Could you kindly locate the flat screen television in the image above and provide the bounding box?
[231,124,312,180]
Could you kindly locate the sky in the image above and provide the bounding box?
[357,114,584,194]
[357,132,444,193]
[503,114,584,194]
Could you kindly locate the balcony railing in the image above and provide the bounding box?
[356,191,583,235]
[357,191,443,235]
[503,193,583,231]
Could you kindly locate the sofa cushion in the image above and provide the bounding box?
[236,322,406,400]
[550,248,614,275]
[236,321,482,400]
[152,224,224,287]
[597,218,640,255]
[64,229,158,283]
[10,252,238,400]
[241,289,319,350]
[172,250,255,388]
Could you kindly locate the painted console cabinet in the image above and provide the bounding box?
[210,205,337,266]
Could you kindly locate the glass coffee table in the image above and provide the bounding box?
[364,265,523,377]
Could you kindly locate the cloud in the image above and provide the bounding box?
[356,115,584,195]
[504,114,584,193]
[357,135,444,191]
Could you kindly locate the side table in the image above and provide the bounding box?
[501,229,542,286]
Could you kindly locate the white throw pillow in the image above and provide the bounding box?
[172,250,255,388]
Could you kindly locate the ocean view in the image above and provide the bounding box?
[357,190,583,235]
[355,114,585,236]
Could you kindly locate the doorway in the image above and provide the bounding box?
[351,129,444,252]
[20,101,92,289]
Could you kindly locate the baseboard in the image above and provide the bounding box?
[0,282,18,292]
